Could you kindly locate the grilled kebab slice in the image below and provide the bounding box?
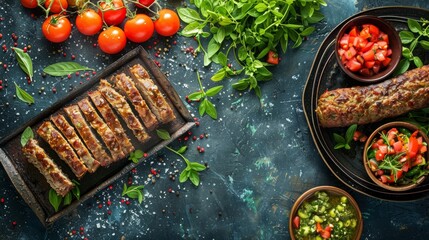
[98,80,150,143]
[37,121,88,178]
[88,90,134,154]
[51,114,100,173]
[129,64,176,124]
[22,139,74,197]
[78,98,125,162]
[316,65,429,128]
[114,73,159,131]
[64,105,113,166]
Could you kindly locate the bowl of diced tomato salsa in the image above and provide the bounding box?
[289,186,363,240]
[363,122,429,192]
[335,15,402,83]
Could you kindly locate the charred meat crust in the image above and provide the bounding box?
[51,114,100,173]
[64,105,113,167]
[37,121,88,178]
[22,139,74,197]
[316,65,429,128]
[129,64,175,124]
[78,98,125,162]
[114,73,159,131]
[88,90,135,154]
[98,80,150,143]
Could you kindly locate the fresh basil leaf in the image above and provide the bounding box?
[63,192,72,206]
[402,47,412,59]
[122,183,128,196]
[215,27,226,44]
[21,126,34,147]
[190,162,206,172]
[206,86,223,97]
[237,46,247,62]
[334,143,345,150]
[207,38,221,58]
[181,22,202,37]
[419,40,429,50]
[189,170,200,186]
[188,91,204,101]
[345,124,357,143]
[407,18,422,33]
[177,8,203,23]
[254,13,268,26]
[413,56,423,68]
[14,82,34,104]
[49,189,62,212]
[125,191,139,199]
[133,150,144,159]
[138,192,143,204]
[199,98,207,116]
[43,62,93,77]
[72,182,80,200]
[177,146,188,154]
[300,27,315,36]
[399,31,414,44]
[232,79,250,91]
[205,99,217,119]
[156,129,171,140]
[217,52,228,67]
[254,3,267,12]
[333,133,345,144]
[179,169,189,183]
[344,144,351,150]
[393,59,410,76]
[12,47,33,81]
[410,38,418,52]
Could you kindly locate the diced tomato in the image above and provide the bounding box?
[346,58,362,72]
[375,149,385,161]
[379,144,388,154]
[412,154,424,166]
[393,141,403,152]
[380,175,389,183]
[362,50,375,61]
[360,27,371,39]
[361,41,374,52]
[293,216,300,229]
[316,222,323,233]
[379,32,389,43]
[421,145,427,154]
[359,68,371,76]
[356,55,364,64]
[402,161,410,172]
[408,134,419,159]
[345,47,357,60]
[386,49,392,56]
[349,26,358,37]
[382,57,391,67]
[375,51,386,61]
[338,48,346,57]
[388,170,403,183]
[373,63,381,73]
[266,51,279,64]
[320,229,331,239]
[377,41,388,49]
[365,60,375,68]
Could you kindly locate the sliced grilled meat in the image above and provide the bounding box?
[88,90,135,154]
[98,80,150,143]
[37,121,88,178]
[78,98,125,162]
[114,73,158,130]
[316,65,429,128]
[129,64,176,124]
[51,114,100,173]
[22,139,74,197]
[64,105,113,166]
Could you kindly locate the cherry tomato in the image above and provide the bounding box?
[136,0,155,8]
[42,14,72,43]
[266,50,279,65]
[124,14,154,43]
[21,0,38,8]
[98,26,127,54]
[98,0,126,26]
[154,9,180,37]
[292,216,300,229]
[45,0,68,14]
[76,9,103,36]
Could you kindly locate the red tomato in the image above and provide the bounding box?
[292,216,300,229]
[408,133,420,159]
[42,14,72,43]
[98,26,127,54]
[154,9,180,37]
[76,9,103,36]
[375,149,385,161]
[266,51,279,64]
[124,14,154,43]
[393,141,403,153]
[346,58,362,72]
[21,0,38,8]
[136,0,155,8]
[98,0,126,26]
[45,0,68,14]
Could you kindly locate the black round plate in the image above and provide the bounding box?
[302,6,429,201]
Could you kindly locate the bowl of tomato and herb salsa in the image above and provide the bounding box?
[289,186,363,240]
[335,15,401,83]
[363,121,429,192]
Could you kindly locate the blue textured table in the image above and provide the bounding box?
[1,0,429,239]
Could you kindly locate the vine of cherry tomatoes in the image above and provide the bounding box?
[21,0,181,54]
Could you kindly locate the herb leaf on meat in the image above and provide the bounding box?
[20,126,34,147]
[128,149,144,164]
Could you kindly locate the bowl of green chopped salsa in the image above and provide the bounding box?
[289,186,363,240]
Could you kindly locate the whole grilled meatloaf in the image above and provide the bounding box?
[316,65,429,128]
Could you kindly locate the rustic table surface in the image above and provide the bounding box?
[1,0,429,239]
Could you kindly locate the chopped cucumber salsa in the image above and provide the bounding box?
[292,191,358,240]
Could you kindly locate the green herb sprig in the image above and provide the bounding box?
[188,72,223,120]
[333,124,357,150]
[156,129,207,186]
[12,47,33,81]
[43,62,94,77]
[396,18,429,75]
[48,180,80,212]
[14,82,34,104]
[178,0,326,98]
[20,126,34,147]
[122,184,144,204]
[128,149,144,164]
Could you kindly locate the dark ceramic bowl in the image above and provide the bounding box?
[363,121,429,192]
[335,15,402,83]
[289,186,363,240]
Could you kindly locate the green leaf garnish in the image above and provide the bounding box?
[122,183,144,204]
[14,82,34,104]
[12,47,33,81]
[43,62,93,77]
[21,126,34,147]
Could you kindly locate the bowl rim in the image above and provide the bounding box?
[335,15,402,83]
[363,121,429,192]
[288,185,363,240]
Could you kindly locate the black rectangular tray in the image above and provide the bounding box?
[0,46,194,226]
